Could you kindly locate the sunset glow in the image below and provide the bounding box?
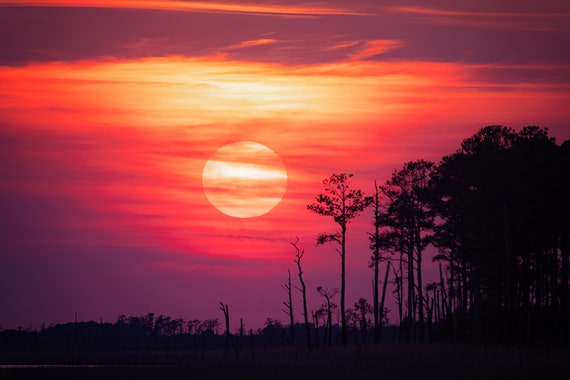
[1,0,569,332]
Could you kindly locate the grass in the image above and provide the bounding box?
[1,343,569,379]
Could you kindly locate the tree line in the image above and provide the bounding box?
[295,125,570,347]
[0,312,396,352]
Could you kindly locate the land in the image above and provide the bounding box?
[2,343,569,379]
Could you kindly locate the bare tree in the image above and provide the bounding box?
[282,269,295,345]
[317,286,338,346]
[379,260,391,342]
[219,302,231,350]
[308,173,372,345]
[292,238,312,349]
[239,318,244,348]
[369,180,383,343]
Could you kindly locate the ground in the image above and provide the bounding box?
[1,343,569,379]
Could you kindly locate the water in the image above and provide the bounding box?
[0,364,171,369]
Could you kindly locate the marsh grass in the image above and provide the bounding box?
[1,343,569,379]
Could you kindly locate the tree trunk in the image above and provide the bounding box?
[379,260,391,342]
[293,240,312,349]
[219,303,231,351]
[373,182,381,343]
[240,318,244,349]
[407,240,415,342]
[299,268,311,349]
[284,270,294,345]
[416,224,425,342]
[341,223,347,345]
[396,253,404,332]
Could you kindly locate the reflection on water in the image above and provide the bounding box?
[0,364,172,369]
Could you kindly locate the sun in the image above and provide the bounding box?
[202,141,288,218]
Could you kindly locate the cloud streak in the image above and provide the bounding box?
[0,0,367,16]
[347,39,403,60]
[391,6,570,18]
[225,38,280,50]
[389,5,570,31]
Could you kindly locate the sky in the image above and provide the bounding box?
[1,0,570,332]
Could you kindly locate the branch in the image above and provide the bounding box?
[316,232,341,246]
[291,237,304,260]
[335,248,342,258]
[219,302,229,315]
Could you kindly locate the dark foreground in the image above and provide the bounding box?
[2,344,569,379]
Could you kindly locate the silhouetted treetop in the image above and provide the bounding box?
[307,173,373,226]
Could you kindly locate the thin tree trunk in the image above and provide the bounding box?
[292,239,312,349]
[373,181,381,343]
[341,223,347,345]
[379,260,391,342]
[397,252,404,326]
[407,238,415,342]
[240,318,244,349]
[283,270,295,345]
[416,224,425,342]
[219,302,231,351]
[327,308,332,346]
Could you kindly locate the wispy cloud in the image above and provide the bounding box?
[122,37,172,55]
[0,0,367,16]
[347,39,403,60]
[389,6,570,31]
[225,38,280,50]
[392,6,570,18]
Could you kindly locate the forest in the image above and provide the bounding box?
[2,125,570,359]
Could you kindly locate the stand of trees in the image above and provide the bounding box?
[427,126,570,345]
[305,125,569,346]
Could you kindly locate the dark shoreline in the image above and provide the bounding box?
[2,343,568,379]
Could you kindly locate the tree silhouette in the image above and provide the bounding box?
[317,286,338,346]
[354,297,372,344]
[378,260,391,342]
[368,180,393,343]
[430,125,570,344]
[369,180,382,343]
[292,238,312,349]
[282,269,295,345]
[379,161,435,342]
[308,173,372,345]
[219,303,231,350]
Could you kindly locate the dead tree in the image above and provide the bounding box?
[219,302,231,350]
[292,238,312,349]
[282,269,295,345]
[370,180,382,343]
[239,318,244,348]
[378,260,391,341]
[317,286,338,346]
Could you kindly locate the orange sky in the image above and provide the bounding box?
[1,0,569,331]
